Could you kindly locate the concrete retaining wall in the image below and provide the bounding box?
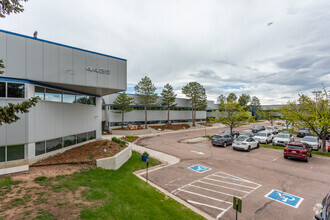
[96,145,132,170]
[111,129,150,135]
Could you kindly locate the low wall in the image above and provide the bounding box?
[96,145,132,170]
[111,129,150,135]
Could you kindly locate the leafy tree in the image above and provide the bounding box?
[286,89,329,152]
[212,99,252,135]
[238,94,251,110]
[250,96,262,119]
[227,93,237,102]
[261,107,278,126]
[182,82,207,127]
[217,94,226,111]
[0,0,38,126]
[112,92,135,128]
[161,83,177,126]
[0,0,27,18]
[278,105,296,127]
[134,76,158,128]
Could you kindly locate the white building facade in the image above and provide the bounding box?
[102,94,211,127]
[0,29,126,171]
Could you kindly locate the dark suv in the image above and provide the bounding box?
[297,129,311,138]
[284,142,312,162]
[252,126,265,133]
[211,134,234,147]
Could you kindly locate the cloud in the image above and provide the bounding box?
[1,0,329,105]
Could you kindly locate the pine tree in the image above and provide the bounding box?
[161,83,177,126]
[113,92,135,128]
[134,76,158,128]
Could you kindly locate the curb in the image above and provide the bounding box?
[130,142,214,220]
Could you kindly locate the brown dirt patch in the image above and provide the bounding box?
[150,124,190,131]
[198,122,213,127]
[33,140,127,166]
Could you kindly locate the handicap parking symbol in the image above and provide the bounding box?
[265,189,304,208]
[188,164,211,173]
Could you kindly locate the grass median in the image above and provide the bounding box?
[0,151,205,220]
[261,144,330,157]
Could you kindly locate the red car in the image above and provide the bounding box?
[284,142,312,162]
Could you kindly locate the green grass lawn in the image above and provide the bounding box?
[30,151,204,220]
[261,144,330,157]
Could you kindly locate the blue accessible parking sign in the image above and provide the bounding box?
[265,189,304,208]
[188,164,211,173]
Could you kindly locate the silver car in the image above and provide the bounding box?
[301,136,320,150]
[232,136,259,152]
[273,133,294,146]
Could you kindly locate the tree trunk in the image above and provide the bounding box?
[321,136,328,152]
[230,124,233,136]
[192,108,196,127]
[167,107,170,126]
[144,105,148,129]
[121,111,124,129]
[191,107,194,127]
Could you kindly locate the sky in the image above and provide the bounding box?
[1,0,329,104]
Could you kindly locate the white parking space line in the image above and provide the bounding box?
[273,156,280,161]
[172,171,261,219]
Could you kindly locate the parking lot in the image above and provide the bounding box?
[137,123,330,219]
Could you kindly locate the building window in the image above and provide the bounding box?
[0,146,5,162]
[35,141,46,156]
[6,144,25,161]
[64,135,77,147]
[45,88,61,102]
[88,131,96,140]
[76,95,87,104]
[0,82,5,97]
[46,138,63,152]
[7,83,25,98]
[87,96,96,105]
[63,92,76,103]
[35,86,45,100]
[77,133,87,143]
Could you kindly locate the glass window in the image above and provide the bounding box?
[0,146,5,162]
[7,145,24,161]
[0,82,5,97]
[7,83,25,98]
[76,95,87,104]
[35,86,45,100]
[45,88,61,102]
[63,92,76,103]
[64,135,76,147]
[77,133,87,143]
[46,138,63,152]
[87,96,96,105]
[88,131,96,140]
[35,141,46,156]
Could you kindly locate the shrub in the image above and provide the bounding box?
[102,140,108,146]
[34,176,47,182]
[89,154,94,160]
[142,151,149,156]
[125,135,139,142]
[112,137,127,146]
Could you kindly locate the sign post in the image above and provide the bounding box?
[233,197,242,220]
[146,159,149,183]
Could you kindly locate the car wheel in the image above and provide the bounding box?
[284,155,288,159]
[305,156,309,162]
[223,142,227,147]
[247,146,251,152]
[256,143,259,148]
[212,143,216,146]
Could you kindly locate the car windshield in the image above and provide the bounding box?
[302,137,317,142]
[224,130,231,134]
[299,130,308,133]
[242,132,252,136]
[277,134,289,138]
[213,135,223,139]
[257,133,266,137]
[255,126,262,129]
[288,144,304,149]
[237,136,247,141]
[266,127,273,129]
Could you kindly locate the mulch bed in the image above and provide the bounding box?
[150,124,190,131]
[198,122,213,127]
[33,140,127,166]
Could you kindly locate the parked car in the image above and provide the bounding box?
[240,131,255,138]
[301,136,320,150]
[283,142,312,162]
[254,131,273,144]
[297,129,312,138]
[232,136,259,152]
[282,125,292,130]
[211,134,234,147]
[223,130,240,138]
[266,126,277,134]
[273,133,294,146]
[325,132,329,140]
[252,126,265,133]
[314,191,330,220]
